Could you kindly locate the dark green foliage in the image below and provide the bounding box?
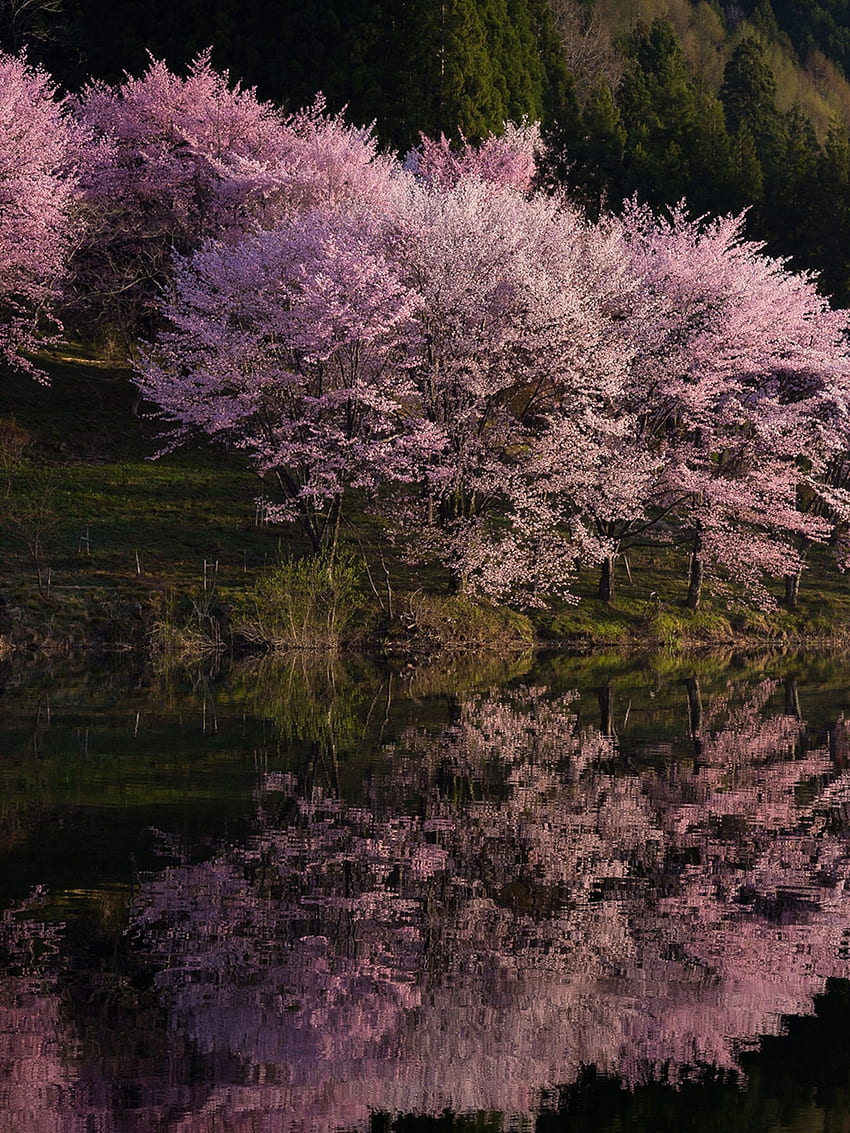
[437,0,503,138]
[758,106,821,262]
[808,119,850,298]
[720,37,779,138]
[332,0,577,145]
[560,20,740,216]
[527,0,579,125]
[763,0,850,77]
[485,0,543,122]
[719,38,789,225]
[554,78,626,215]
[730,125,766,207]
[542,14,850,306]
[8,0,570,152]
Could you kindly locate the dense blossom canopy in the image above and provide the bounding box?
[137,82,850,605]
[0,50,79,373]
[68,55,403,340]
[404,120,541,193]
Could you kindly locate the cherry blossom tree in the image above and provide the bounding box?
[131,99,850,610]
[541,201,850,606]
[394,179,633,603]
[525,404,673,603]
[275,92,404,217]
[138,167,632,593]
[622,202,850,609]
[138,202,442,551]
[0,50,79,375]
[70,55,402,345]
[404,120,541,194]
[69,52,289,341]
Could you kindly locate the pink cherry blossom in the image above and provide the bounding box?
[138,202,441,550]
[0,51,80,374]
[70,57,403,342]
[404,120,541,194]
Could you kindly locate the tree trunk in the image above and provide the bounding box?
[599,555,615,603]
[686,528,704,611]
[784,570,801,610]
[298,509,324,554]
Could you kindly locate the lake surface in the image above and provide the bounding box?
[4,649,850,1131]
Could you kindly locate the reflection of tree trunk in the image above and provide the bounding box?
[784,570,801,610]
[829,716,850,769]
[377,672,393,744]
[598,682,613,736]
[685,676,703,760]
[305,737,340,795]
[599,555,615,603]
[785,675,807,758]
[686,527,704,611]
[784,676,801,719]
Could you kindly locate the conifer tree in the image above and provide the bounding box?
[615,21,737,214]
[553,78,625,216]
[720,37,779,141]
[810,119,850,302]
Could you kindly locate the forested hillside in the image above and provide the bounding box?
[1,0,575,147]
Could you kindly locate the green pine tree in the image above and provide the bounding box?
[616,21,737,211]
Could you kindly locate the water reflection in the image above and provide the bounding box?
[3,657,850,1130]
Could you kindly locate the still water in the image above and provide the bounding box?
[4,650,850,1131]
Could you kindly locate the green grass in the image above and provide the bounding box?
[537,543,850,650]
[0,350,300,650]
[3,346,850,657]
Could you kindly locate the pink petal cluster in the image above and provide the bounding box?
[0,52,79,374]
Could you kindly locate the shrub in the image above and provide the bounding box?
[236,551,372,652]
[149,589,226,665]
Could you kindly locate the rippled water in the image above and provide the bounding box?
[4,651,850,1131]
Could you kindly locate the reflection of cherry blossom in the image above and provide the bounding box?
[0,896,77,1133]
[115,678,850,1130]
[7,675,850,1132]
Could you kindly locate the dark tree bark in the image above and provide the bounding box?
[784,569,801,610]
[599,554,616,603]
[686,527,704,611]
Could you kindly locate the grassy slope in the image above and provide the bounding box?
[0,348,284,651]
[539,543,850,648]
[1,348,850,655]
